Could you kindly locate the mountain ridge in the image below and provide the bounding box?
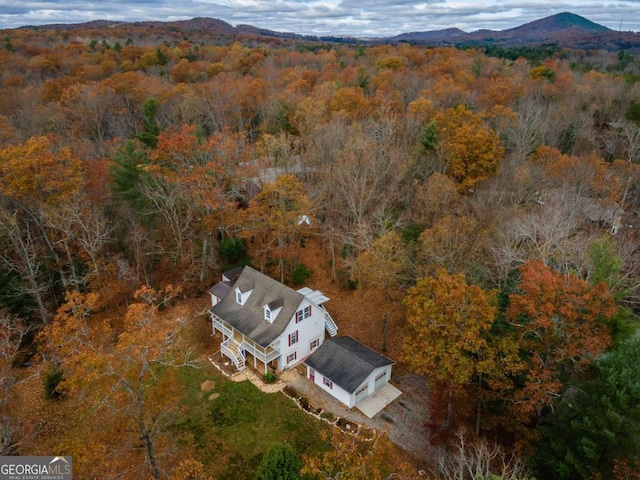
[386,12,638,52]
[502,12,610,34]
[13,12,640,52]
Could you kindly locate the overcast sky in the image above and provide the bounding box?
[1,1,639,37]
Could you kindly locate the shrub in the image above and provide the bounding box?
[263,372,277,384]
[320,411,335,422]
[255,443,303,480]
[291,263,311,285]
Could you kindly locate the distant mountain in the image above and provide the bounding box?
[235,24,321,41]
[390,28,467,43]
[14,12,640,52]
[19,19,124,31]
[503,12,610,35]
[18,16,237,34]
[386,12,639,52]
[161,17,238,35]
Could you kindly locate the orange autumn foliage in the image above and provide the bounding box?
[506,260,616,428]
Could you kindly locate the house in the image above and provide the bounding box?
[209,266,338,374]
[304,336,395,409]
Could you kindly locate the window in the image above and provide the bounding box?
[288,331,298,346]
[286,351,297,364]
[304,305,312,318]
[295,309,304,323]
[323,377,333,389]
[235,287,253,305]
[265,308,271,322]
[309,338,320,350]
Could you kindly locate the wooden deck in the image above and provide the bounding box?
[212,314,281,372]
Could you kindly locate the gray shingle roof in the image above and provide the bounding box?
[305,336,394,393]
[211,266,304,348]
[209,281,232,299]
[222,267,243,283]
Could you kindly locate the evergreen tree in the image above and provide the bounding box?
[137,98,161,148]
[255,444,303,480]
[110,140,150,210]
[533,337,640,479]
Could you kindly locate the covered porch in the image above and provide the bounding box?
[211,312,281,374]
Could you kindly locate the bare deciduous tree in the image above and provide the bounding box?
[434,430,532,480]
[0,312,29,454]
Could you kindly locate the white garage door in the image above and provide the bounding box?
[374,371,387,389]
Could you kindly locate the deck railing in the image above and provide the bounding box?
[212,313,280,366]
[241,341,280,363]
[221,338,245,370]
[211,313,233,337]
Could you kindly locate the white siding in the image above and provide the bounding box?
[307,365,393,408]
[308,366,353,407]
[277,299,326,370]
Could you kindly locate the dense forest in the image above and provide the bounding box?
[1,22,640,479]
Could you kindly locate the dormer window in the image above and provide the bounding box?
[235,287,253,305]
[264,298,283,323]
[233,277,254,306]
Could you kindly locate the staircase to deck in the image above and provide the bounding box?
[324,312,338,337]
[221,338,246,371]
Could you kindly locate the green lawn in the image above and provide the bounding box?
[176,363,330,479]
